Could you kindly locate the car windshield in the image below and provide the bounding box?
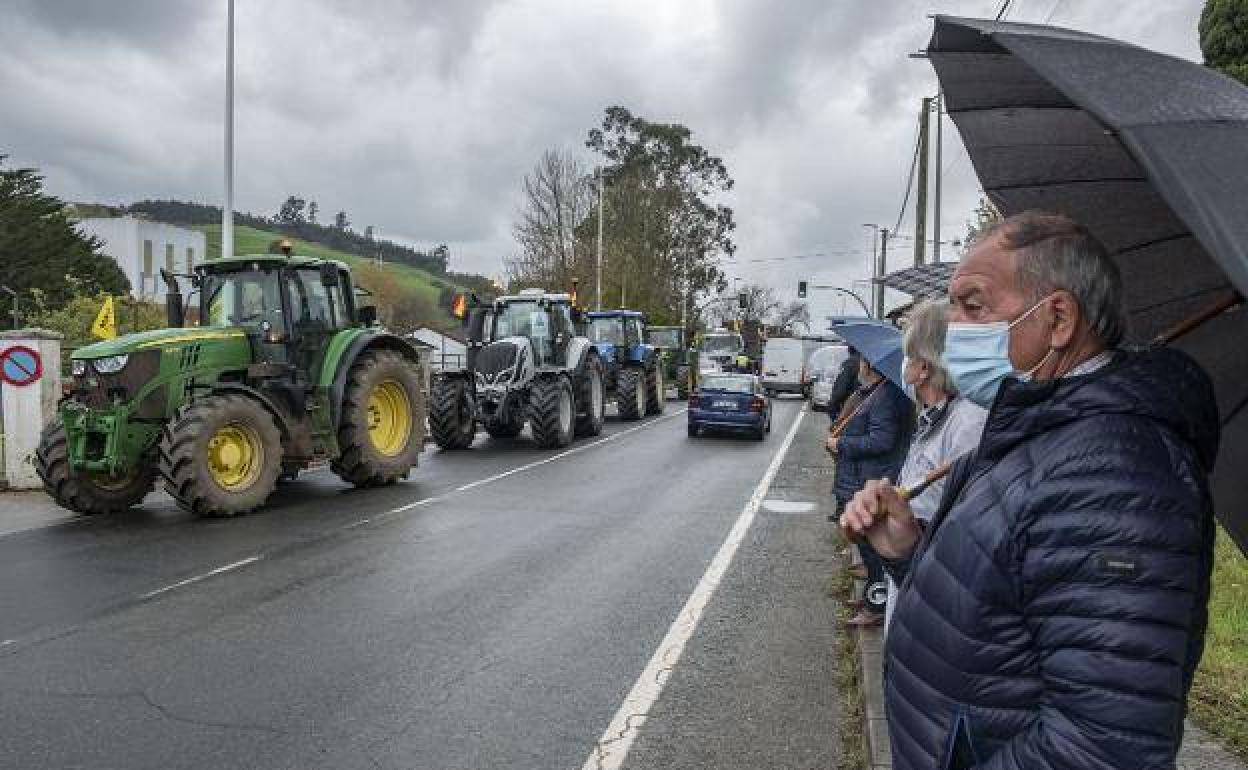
[702,334,743,354]
[588,317,625,345]
[201,267,284,329]
[492,301,549,342]
[701,374,753,393]
[647,328,682,348]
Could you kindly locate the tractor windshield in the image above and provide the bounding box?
[202,268,284,330]
[492,301,549,342]
[647,328,682,348]
[588,317,625,345]
[702,334,743,355]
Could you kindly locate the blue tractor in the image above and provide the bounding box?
[584,310,665,420]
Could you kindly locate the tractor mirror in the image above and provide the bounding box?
[319,263,338,287]
[357,305,378,326]
[466,308,487,342]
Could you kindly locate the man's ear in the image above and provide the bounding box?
[1049,290,1080,349]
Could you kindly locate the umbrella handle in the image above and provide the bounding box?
[896,461,953,502]
[1152,291,1243,346]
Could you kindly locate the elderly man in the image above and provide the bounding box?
[841,211,1219,770]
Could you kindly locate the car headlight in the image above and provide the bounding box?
[91,354,129,374]
[71,359,87,377]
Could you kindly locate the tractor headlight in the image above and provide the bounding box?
[71,359,87,377]
[91,354,130,374]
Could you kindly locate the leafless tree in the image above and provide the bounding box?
[508,149,594,291]
[771,301,811,334]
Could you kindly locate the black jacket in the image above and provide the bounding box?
[827,352,862,418]
[832,378,914,504]
[885,349,1219,770]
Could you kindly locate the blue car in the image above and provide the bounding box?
[688,373,772,440]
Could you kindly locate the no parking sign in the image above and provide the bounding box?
[0,345,42,387]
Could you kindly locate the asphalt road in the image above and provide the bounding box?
[0,397,839,770]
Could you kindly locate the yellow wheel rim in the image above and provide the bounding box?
[207,423,264,490]
[367,379,412,457]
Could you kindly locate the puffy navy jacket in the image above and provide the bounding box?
[833,379,914,504]
[885,349,1219,770]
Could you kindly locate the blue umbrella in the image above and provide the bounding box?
[830,321,905,392]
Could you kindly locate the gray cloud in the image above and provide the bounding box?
[0,0,1206,322]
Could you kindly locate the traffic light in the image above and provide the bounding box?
[798,281,807,298]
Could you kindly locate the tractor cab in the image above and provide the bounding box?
[586,310,645,364]
[469,289,576,368]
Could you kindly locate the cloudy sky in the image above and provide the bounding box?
[2,0,1204,323]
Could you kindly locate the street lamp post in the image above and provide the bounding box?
[596,168,604,311]
[222,0,235,262]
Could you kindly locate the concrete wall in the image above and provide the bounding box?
[77,217,206,301]
[0,330,63,489]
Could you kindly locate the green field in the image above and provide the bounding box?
[195,224,459,319]
[1190,527,1248,761]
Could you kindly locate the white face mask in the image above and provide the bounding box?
[943,295,1055,408]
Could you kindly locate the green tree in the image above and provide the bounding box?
[965,196,1004,246]
[1201,0,1248,85]
[30,293,165,366]
[0,157,129,316]
[583,107,734,327]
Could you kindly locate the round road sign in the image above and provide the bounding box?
[0,345,43,387]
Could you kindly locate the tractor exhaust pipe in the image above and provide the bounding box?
[160,269,185,328]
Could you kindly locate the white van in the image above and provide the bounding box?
[761,337,807,395]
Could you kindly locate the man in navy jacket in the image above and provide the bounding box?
[841,212,1219,770]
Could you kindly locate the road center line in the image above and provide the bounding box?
[452,409,687,494]
[581,405,808,770]
[139,556,263,600]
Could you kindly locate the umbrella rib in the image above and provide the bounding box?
[986,176,1147,193]
[1130,285,1230,317]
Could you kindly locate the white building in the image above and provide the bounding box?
[76,217,206,301]
[407,327,467,372]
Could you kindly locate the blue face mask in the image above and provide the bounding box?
[943,296,1054,409]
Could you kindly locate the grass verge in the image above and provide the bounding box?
[1189,525,1248,762]
[829,536,868,770]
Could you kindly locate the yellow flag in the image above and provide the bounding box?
[91,296,117,339]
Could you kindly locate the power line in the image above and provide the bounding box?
[995,0,1014,21]
[891,117,923,235]
[1044,0,1065,23]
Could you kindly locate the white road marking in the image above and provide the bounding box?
[762,499,817,514]
[581,405,808,770]
[1,639,15,647]
[139,556,263,600]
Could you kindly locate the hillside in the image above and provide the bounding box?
[196,224,463,329]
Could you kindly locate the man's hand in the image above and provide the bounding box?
[839,478,922,559]
[825,436,839,455]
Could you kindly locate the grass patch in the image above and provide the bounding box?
[831,540,868,770]
[194,224,461,311]
[1189,526,1248,762]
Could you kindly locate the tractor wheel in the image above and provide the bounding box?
[484,416,523,439]
[35,417,156,515]
[645,360,666,415]
[529,376,575,449]
[332,350,425,487]
[575,354,606,438]
[429,376,476,450]
[617,367,646,421]
[159,394,282,517]
[675,365,690,400]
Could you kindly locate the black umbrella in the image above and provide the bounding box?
[927,16,1248,552]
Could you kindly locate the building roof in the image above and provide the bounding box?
[877,261,959,298]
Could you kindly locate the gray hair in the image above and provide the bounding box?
[982,210,1127,348]
[902,300,956,396]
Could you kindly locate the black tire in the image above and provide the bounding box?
[35,417,155,515]
[687,423,699,438]
[530,376,575,448]
[159,394,282,517]
[331,350,425,487]
[484,416,523,439]
[429,375,476,450]
[575,354,606,438]
[675,365,690,400]
[645,360,665,415]
[617,367,646,421]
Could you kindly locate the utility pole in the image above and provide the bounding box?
[914,96,931,267]
[222,0,235,262]
[875,228,890,319]
[933,91,944,263]
[596,168,604,310]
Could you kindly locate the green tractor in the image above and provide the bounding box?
[644,325,689,400]
[36,253,428,517]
